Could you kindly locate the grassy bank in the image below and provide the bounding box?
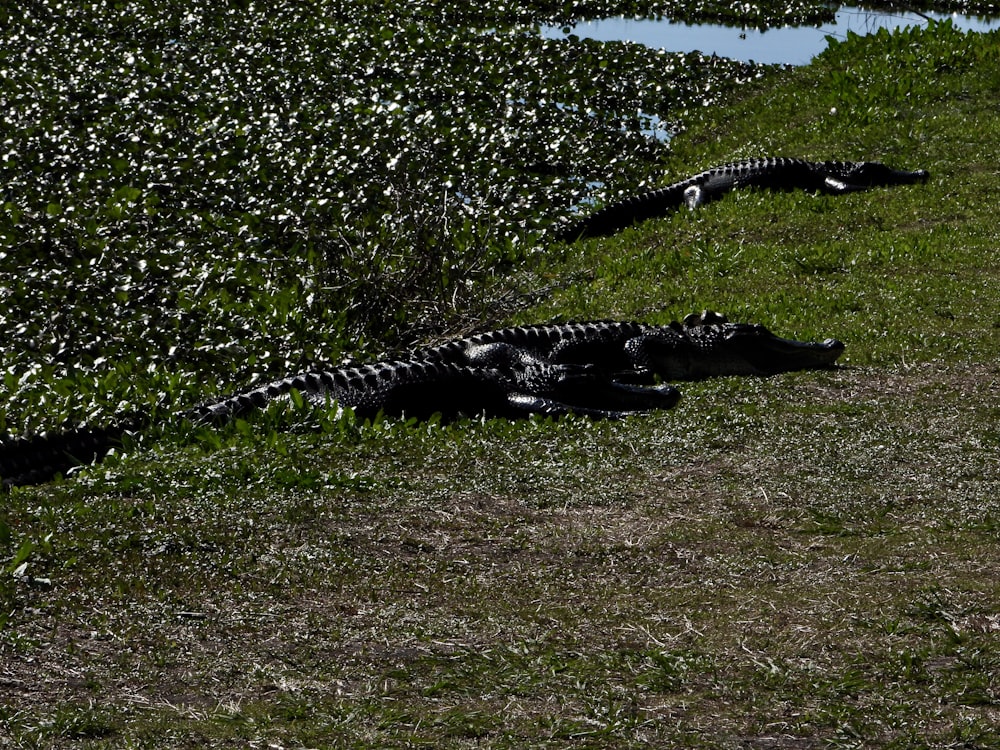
[3,17,1000,750]
[523,22,1000,366]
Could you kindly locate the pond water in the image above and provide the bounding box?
[541,6,1000,65]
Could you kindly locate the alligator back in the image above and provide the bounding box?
[413,320,654,373]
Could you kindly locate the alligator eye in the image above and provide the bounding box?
[682,312,703,327]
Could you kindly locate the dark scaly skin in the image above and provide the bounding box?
[0,352,679,489]
[555,157,930,241]
[413,320,652,373]
[414,311,845,382]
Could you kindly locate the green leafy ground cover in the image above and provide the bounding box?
[3,6,1000,749]
[0,1,769,432]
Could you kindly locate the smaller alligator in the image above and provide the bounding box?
[555,157,930,241]
[412,310,845,383]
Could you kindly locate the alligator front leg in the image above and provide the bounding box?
[821,176,870,194]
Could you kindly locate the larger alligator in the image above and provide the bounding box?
[555,157,930,241]
[412,310,845,382]
[0,312,842,489]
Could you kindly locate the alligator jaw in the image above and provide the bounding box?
[835,162,930,189]
[823,167,929,194]
[745,333,846,375]
[518,360,683,416]
[640,322,846,380]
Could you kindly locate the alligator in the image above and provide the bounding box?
[187,346,681,428]
[555,157,930,241]
[412,310,845,382]
[0,346,680,489]
[0,312,843,488]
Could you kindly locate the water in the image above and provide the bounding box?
[541,6,1000,65]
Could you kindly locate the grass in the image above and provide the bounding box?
[4,13,1000,750]
[522,22,1000,359]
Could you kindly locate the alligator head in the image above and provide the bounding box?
[628,311,845,380]
[822,160,930,192]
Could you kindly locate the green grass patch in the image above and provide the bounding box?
[523,21,1000,365]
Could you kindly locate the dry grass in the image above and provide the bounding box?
[4,363,1000,747]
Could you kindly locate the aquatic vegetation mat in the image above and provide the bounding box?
[0,1,765,430]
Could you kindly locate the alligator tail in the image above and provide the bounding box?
[1,374,328,489]
[554,184,688,241]
[0,417,144,489]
